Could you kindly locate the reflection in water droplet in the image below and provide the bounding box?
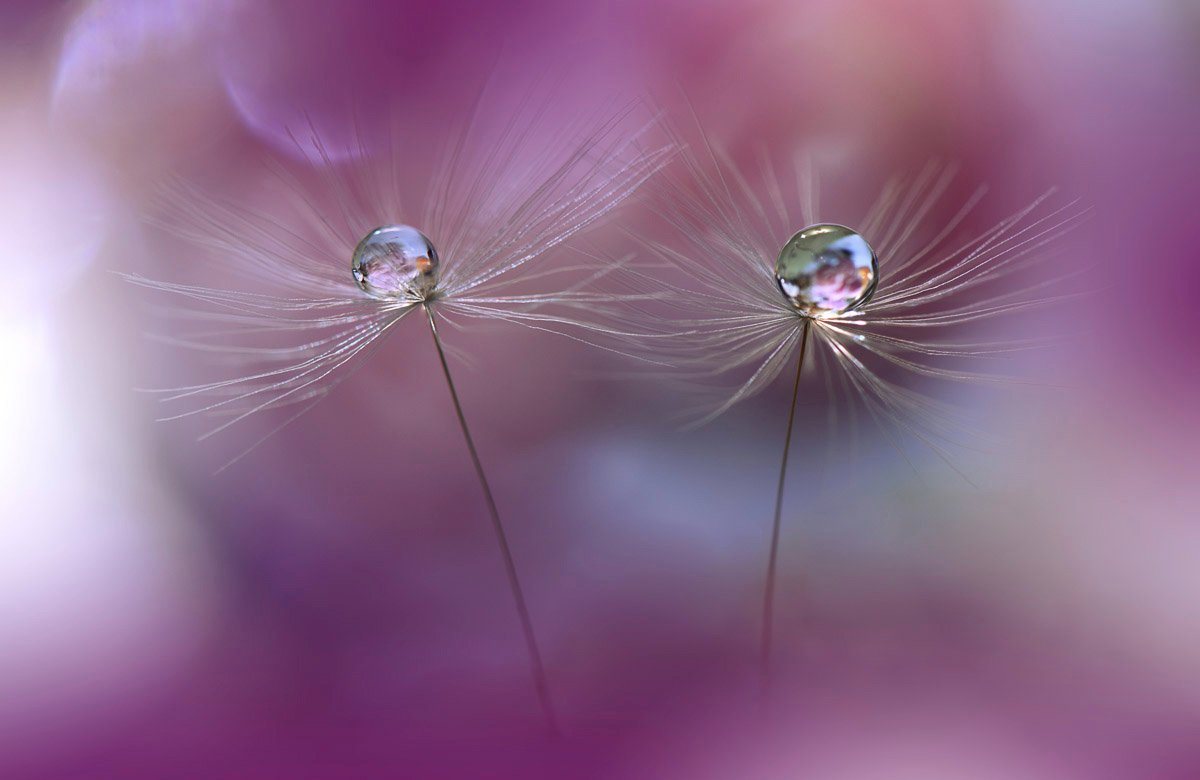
[774,224,878,317]
[351,225,440,299]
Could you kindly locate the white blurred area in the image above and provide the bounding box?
[0,74,216,755]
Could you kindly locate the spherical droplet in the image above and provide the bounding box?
[775,224,878,317]
[351,225,440,299]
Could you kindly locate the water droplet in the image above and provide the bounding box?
[775,224,878,317]
[351,225,439,299]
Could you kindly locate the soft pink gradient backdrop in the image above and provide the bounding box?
[2,1,1198,777]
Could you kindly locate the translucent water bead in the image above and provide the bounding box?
[351,225,440,299]
[774,224,878,317]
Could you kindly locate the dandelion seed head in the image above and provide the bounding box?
[350,224,440,300]
[124,81,675,470]
[626,118,1087,472]
[774,224,878,318]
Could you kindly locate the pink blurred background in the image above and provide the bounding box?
[2,1,1198,777]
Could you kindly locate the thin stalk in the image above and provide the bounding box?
[424,303,560,737]
[760,318,812,703]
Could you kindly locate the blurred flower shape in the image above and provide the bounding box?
[125,89,674,735]
[52,0,239,168]
[630,131,1087,700]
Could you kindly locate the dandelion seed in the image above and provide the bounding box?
[629,129,1087,704]
[125,87,675,736]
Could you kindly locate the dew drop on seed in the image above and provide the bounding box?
[351,225,440,298]
[775,224,878,317]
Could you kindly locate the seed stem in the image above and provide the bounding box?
[760,318,812,706]
[424,303,560,738]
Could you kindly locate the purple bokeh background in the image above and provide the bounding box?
[2,1,1199,777]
